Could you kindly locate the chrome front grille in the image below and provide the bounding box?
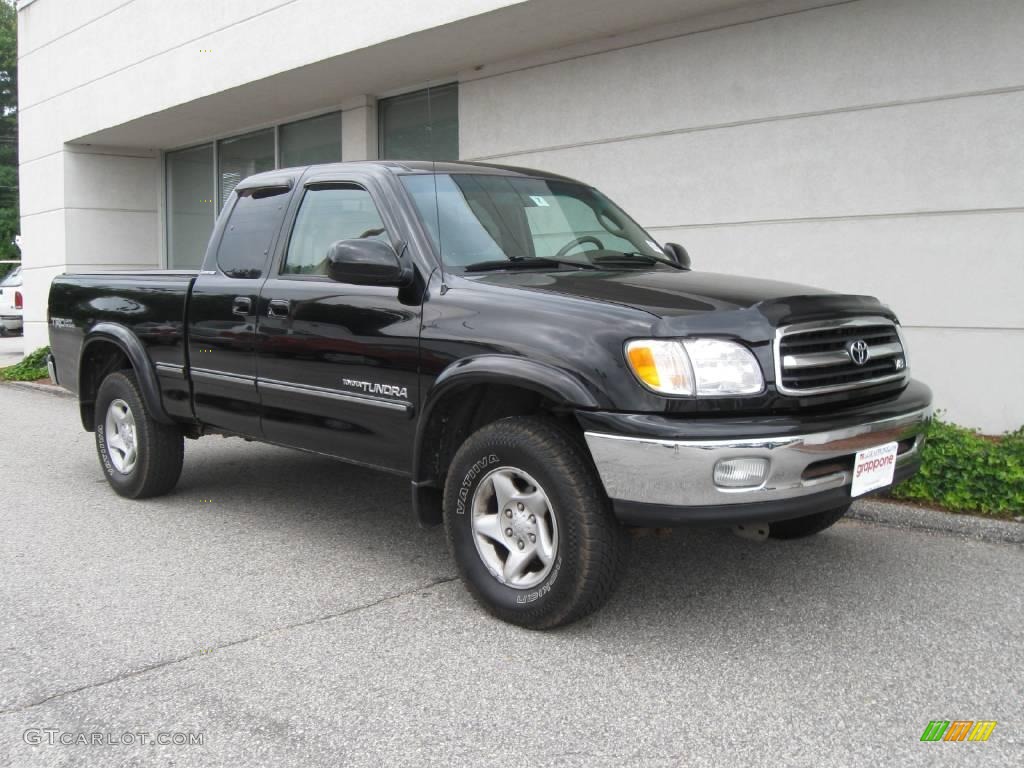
[774,316,909,396]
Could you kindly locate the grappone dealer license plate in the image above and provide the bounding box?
[851,441,899,497]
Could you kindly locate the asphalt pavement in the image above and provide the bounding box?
[1,383,1021,767]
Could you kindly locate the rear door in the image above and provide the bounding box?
[255,172,422,472]
[187,177,294,436]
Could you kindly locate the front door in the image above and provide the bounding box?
[187,179,292,436]
[255,177,422,472]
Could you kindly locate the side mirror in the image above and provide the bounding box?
[326,239,410,286]
[663,242,692,270]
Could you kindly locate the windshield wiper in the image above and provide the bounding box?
[593,251,682,269]
[464,256,598,273]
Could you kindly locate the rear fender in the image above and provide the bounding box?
[79,323,173,430]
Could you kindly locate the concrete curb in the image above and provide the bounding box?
[849,498,1024,546]
[1,380,75,399]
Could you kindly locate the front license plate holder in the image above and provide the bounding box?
[851,441,899,497]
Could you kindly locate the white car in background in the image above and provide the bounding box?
[0,265,23,337]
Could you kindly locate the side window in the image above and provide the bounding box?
[282,186,388,275]
[216,188,290,279]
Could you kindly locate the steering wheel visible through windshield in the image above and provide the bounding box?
[400,173,669,270]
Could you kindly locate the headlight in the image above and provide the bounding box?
[625,339,694,395]
[626,338,764,396]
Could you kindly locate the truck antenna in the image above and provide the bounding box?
[426,86,447,293]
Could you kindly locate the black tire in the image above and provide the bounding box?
[94,370,184,499]
[443,416,627,629]
[768,504,850,540]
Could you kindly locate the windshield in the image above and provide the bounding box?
[400,173,667,270]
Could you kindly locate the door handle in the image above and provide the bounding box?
[231,296,252,316]
[267,299,291,318]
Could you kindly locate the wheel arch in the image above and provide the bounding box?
[78,323,173,431]
[411,355,606,526]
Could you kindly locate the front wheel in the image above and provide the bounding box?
[444,416,627,629]
[94,370,184,498]
[768,503,850,540]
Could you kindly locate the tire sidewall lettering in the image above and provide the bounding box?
[96,424,116,477]
[455,453,500,515]
[516,555,562,604]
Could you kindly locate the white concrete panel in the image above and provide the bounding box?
[17,0,128,54]
[461,0,1024,158]
[492,90,1024,225]
[903,327,1024,433]
[18,209,66,270]
[19,0,291,106]
[654,211,1024,330]
[64,151,160,212]
[22,320,49,353]
[341,103,378,162]
[64,209,160,268]
[19,0,519,135]
[18,152,64,216]
[18,99,65,163]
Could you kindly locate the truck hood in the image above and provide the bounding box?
[469,268,891,323]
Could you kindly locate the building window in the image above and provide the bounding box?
[218,129,275,208]
[164,86,460,268]
[165,144,215,269]
[280,112,342,167]
[378,83,458,161]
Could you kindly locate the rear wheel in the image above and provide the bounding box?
[444,416,627,629]
[769,503,850,540]
[94,370,184,498]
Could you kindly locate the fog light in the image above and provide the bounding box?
[714,458,769,488]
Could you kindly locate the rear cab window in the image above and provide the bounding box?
[211,187,291,279]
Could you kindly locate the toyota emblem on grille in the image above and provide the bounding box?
[848,339,870,366]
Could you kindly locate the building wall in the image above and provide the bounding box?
[460,0,1024,432]
[17,0,526,161]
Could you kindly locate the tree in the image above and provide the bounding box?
[0,0,18,269]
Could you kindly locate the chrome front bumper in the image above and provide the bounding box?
[584,406,930,509]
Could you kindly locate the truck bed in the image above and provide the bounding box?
[48,270,198,396]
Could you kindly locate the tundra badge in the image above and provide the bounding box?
[342,378,408,399]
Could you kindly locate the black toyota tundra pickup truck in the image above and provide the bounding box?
[48,160,931,628]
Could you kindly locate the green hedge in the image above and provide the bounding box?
[0,345,50,381]
[891,414,1024,518]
